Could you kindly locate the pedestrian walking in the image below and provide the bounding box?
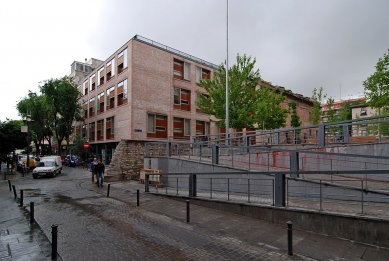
[91,158,98,183]
[95,159,105,188]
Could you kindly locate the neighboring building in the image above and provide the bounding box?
[259,80,314,127]
[321,97,366,123]
[73,35,216,161]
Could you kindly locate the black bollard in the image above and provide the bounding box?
[20,190,24,207]
[8,180,12,191]
[51,224,58,259]
[107,183,111,197]
[30,202,34,224]
[3,171,6,180]
[186,200,190,223]
[137,189,140,207]
[12,185,17,199]
[287,221,293,256]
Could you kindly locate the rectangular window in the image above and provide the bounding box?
[97,67,104,86]
[196,120,210,136]
[117,48,128,74]
[173,117,190,139]
[147,113,168,138]
[106,86,115,110]
[97,120,104,141]
[89,122,96,142]
[83,81,88,95]
[173,58,190,81]
[83,101,88,119]
[89,97,96,117]
[195,66,211,83]
[173,87,191,111]
[106,59,115,82]
[89,74,96,91]
[106,117,114,139]
[360,107,367,116]
[82,124,87,139]
[117,79,128,106]
[97,92,105,114]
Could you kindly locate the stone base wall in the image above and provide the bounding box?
[106,140,147,181]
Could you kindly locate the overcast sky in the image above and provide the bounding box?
[1,0,388,121]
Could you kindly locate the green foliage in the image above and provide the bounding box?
[198,54,288,130]
[71,134,85,156]
[363,50,389,113]
[310,87,326,124]
[198,54,260,129]
[288,101,301,128]
[254,87,288,129]
[40,76,82,154]
[0,120,28,157]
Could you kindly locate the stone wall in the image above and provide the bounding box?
[106,140,148,181]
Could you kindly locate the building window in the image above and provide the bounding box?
[195,66,211,83]
[106,117,114,140]
[173,117,190,139]
[83,101,88,119]
[82,124,87,139]
[106,59,115,82]
[97,67,104,86]
[97,92,104,114]
[117,79,128,106]
[117,48,128,74]
[89,97,96,118]
[196,92,208,113]
[106,86,115,110]
[173,87,191,111]
[360,107,367,116]
[97,120,104,141]
[89,74,96,92]
[89,122,96,142]
[83,81,88,95]
[147,113,168,138]
[196,120,210,136]
[173,58,191,81]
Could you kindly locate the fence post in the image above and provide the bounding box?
[20,190,23,207]
[319,180,322,211]
[176,177,179,195]
[248,147,251,170]
[8,180,12,191]
[212,144,219,165]
[137,189,140,207]
[231,147,234,167]
[107,183,111,197]
[290,151,299,178]
[210,178,213,199]
[342,124,349,143]
[318,124,325,147]
[30,202,34,224]
[275,173,286,207]
[227,178,230,201]
[248,179,251,203]
[287,221,293,256]
[186,200,190,223]
[361,181,364,214]
[51,225,58,259]
[189,174,197,197]
[272,179,275,206]
[12,185,17,199]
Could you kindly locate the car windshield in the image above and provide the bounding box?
[42,161,55,167]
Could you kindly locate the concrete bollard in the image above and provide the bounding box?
[51,224,58,259]
[30,202,34,224]
[186,200,190,223]
[107,184,111,197]
[8,180,12,191]
[137,189,140,207]
[12,185,17,199]
[20,190,24,207]
[287,221,293,256]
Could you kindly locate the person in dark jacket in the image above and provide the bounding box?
[95,159,105,188]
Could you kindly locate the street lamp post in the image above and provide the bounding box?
[22,115,33,173]
[225,0,230,145]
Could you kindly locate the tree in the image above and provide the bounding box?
[254,86,288,129]
[198,54,260,129]
[310,87,326,124]
[0,120,28,159]
[288,101,301,128]
[363,50,389,114]
[17,92,53,155]
[40,76,82,154]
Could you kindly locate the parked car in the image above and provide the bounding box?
[64,155,82,167]
[32,156,62,179]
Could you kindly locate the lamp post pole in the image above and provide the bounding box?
[225,0,230,145]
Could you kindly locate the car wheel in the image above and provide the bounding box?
[33,174,38,179]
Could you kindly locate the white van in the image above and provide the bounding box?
[32,156,62,179]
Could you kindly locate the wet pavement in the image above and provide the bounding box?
[2,164,389,260]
